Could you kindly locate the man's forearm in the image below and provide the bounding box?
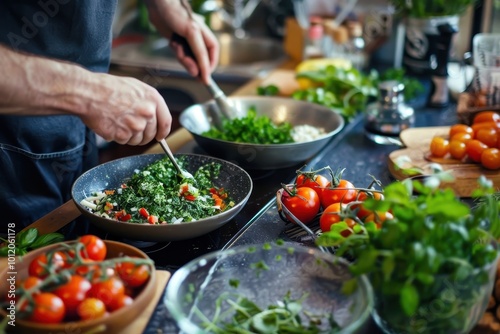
[0,44,91,116]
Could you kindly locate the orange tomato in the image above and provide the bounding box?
[450,132,473,143]
[466,139,489,163]
[430,137,449,158]
[319,202,356,236]
[364,211,394,227]
[472,122,500,134]
[473,111,500,124]
[481,148,500,170]
[449,140,467,160]
[449,124,474,138]
[475,127,499,148]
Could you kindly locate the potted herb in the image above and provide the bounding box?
[317,175,500,333]
[390,0,478,18]
[391,0,478,107]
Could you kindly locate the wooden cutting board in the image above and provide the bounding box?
[388,126,500,197]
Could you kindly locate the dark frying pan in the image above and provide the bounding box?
[71,154,253,241]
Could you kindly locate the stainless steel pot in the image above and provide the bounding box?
[179,96,345,170]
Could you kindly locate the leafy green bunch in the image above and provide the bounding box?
[390,0,478,18]
[202,108,294,144]
[292,66,378,120]
[257,67,423,121]
[0,228,64,257]
[317,176,500,333]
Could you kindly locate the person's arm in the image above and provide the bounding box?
[0,44,171,146]
[144,0,219,84]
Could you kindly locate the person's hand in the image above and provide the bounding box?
[144,0,219,84]
[79,73,172,146]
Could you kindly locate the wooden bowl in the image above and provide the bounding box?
[0,240,157,333]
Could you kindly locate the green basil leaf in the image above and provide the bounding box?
[16,228,38,247]
[0,246,28,257]
[30,233,65,249]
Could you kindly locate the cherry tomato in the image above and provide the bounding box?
[429,137,449,158]
[53,275,92,316]
[450,132,473,143]
[116,261,151,288]
[472,121,500,134]
[319,203,356,236]
[352,190,384,220]
[481,148,500,170]
[20,276,43,290]
[77,298,106,321]
[108,294,134,312]
[475,127,498,148]
[473,111,500,124]
[295,173,329,200]
[87,276,125,309]
[280,186,320,224]
[449,124,474,138]
[27,292,65,324]
[449,140,467,160]
[364,211,394,228]
[28,252,65,278]
[79,235,107,261]
[321,179,357,208]
[466,139,488,163]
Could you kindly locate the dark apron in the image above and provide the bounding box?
[0,0,117,230]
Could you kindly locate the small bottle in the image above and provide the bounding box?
[303,23,325,59]
[345,21,366,69]
[364,81,415,145]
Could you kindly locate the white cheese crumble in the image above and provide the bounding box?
[291,125,326,143]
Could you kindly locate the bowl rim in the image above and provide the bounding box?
[180,96,345,147]
[71,153,253,229]
[0,239,157,331]
[165,242,373,334]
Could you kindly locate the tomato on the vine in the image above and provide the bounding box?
[87,276,125,309]
[19,276,42,291]
[108,294,134,312]
[26,292,66,324]
[352,190,384,220]
[28,252,65,278]
[319,202,356,236]
[364,211,394,228]
[53,275,92,316]
[321,179,357,208]
[280,186,320,224]
[295,173,329,200]
[77,298,106,321]
[116,261,150,288]
[79,235,107,261]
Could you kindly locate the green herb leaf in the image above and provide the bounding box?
[16,228,38,248]
[400,283,419,316]
[30,233,65,249]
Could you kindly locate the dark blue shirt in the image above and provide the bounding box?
[0,0,118,227]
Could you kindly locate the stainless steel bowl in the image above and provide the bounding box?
[179,96,345,170]
[72,154,253,241]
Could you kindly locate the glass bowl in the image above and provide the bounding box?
[165,242,373,334]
